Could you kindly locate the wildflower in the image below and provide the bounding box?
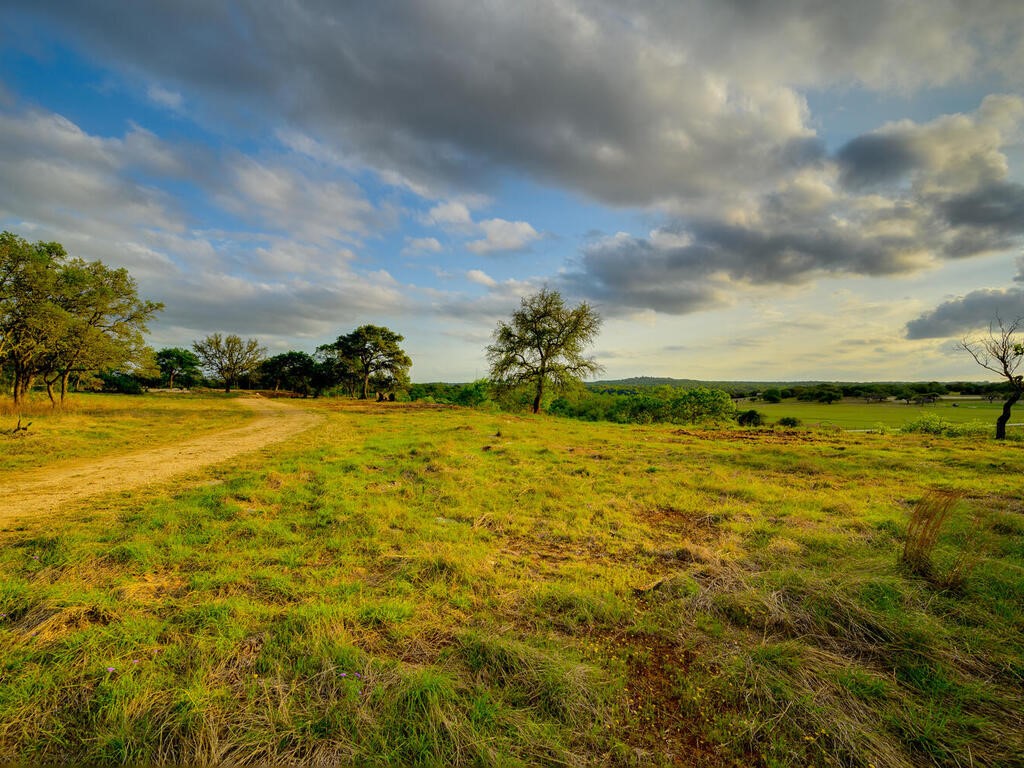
[340,672,347,677]
[106,667,115,673]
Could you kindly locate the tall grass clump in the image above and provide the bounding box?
[901,490,963,578]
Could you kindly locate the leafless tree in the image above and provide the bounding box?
[959,317,1023,440]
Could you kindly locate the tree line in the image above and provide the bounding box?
[150,325,412,400]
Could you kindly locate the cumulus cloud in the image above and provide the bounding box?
[906,288,1024,339]
[401,236,443,256]
[218,156,382,244]
[0,104,419,343]
[467,219,540,255]
[424,201,473,228]
[0,1,973,207]
[465,269,497,288]
[564,96,1024,314]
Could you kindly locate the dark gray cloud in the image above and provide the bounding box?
[939,181,1024,233]
[7,0,1022,208]
[563,208,933,315]
[836,134,921,189]
[905,288,1024,339]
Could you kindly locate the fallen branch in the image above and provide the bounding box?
[5,417,31,436]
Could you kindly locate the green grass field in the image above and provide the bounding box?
[1,397,1023,766]
[748,397,1018,432]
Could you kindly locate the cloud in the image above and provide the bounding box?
[146,83,183,111]
[218,156,382,244]
[24,1,1024,206]
[906,289,1024,339]
[562,96,1024,315]
[424,201,473,227]
[0,104,418,344]
[467,218,540,255]
[401,236,443,256]
[939,181,1024,233]
[835,134,921,189]
[465,269,496,288]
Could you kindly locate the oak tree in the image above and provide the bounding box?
[192,333,266,393]
[487,288,602,414]
[319,325,412,400]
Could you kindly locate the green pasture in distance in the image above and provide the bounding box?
[750,397,1018,431]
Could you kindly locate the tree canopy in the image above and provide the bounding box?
[192,333,266,393]
[1,231,162,404]
[318,325,411,400]
[487,288,602,414]
[155,347,202,389]
[259,351,322,396]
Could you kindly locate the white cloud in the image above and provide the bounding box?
[146,84,183,111]
[466,268,496,288]
[219,156,381,244]
[467,218,540,254]
[402,236,443,256]
[425,200,473,227]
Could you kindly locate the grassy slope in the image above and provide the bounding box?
[1,400,1023,766]
[0,393,257,477]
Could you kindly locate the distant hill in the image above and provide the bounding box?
[590,377,826,394]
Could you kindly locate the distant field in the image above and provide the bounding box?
[749,397,1018,431]
[1,398,1022,766]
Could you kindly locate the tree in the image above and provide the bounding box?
[1,232,162,404]
[192,333,266,393]
[959,317,1024,440]
[487,288,602,414]
[669,387,737,424]
[156,347,202,389]
[259,351,319,395]
[319,325,412,400]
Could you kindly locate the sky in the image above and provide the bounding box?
[1,1,1023,382]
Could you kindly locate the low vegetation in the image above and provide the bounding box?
[2,399,1023,766]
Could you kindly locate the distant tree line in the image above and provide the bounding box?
[144,325,413,400]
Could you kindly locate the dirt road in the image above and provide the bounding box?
[0,396,322,524]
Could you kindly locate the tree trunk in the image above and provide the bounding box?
[224,380,232,393]
[168,371,176,389]
[995,389,1021,440]
[361,373,370,400]
[46,380,56,405]
[60,372,69,403]
[532,379,544,414]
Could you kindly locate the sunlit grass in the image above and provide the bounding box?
[0,392,256,476]
[1,399,1022,766]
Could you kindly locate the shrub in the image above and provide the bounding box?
[901,415,990,437]
[737,409,764,427]
[777,416,800,427]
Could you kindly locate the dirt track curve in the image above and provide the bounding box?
[0,396,322,523]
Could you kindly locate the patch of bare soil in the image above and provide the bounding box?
[0,396,322,525]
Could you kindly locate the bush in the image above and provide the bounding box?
[901,415,990,437]
[737,409,764,427]
[777,416,800,427]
